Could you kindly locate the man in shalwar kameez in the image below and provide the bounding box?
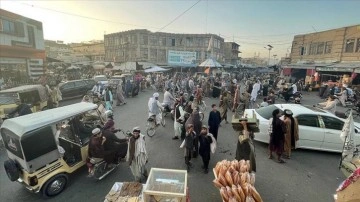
[127,127,148,182]
[173,98,185,140]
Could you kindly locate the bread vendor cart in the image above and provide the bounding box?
[104,168,189,202]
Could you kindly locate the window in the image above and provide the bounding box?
[141,35,148,45]
[171,39,176,46]
[321,116,343,130]
[356,38,360,53]
[325,41,332,54]
[149,35,158,46]
[345,39,355,53]
[309,43,317,55]
[300,46,307,56]
[150,49,157,59]
[196,51,201,61]
[159,37,166,46]
[22,126,58,161]
[2,19,15,33]
[60,82,75,90]
[317,42,324,54]
[140,48,148,59]
[75,81,86,87]
[255,105,283,120]
[186,37,193,47]
[296,115,320,127]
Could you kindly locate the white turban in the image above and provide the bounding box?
[153,92,159,97]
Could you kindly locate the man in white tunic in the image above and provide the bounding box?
[250,80,261,108]
[148,93,163,125]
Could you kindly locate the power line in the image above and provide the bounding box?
[157,0,202,32]
[18,2,174,32]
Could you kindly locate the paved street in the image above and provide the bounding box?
[0,89,349,202]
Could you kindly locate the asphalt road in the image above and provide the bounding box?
[0,89,348,202]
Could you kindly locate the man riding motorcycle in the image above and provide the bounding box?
[87,128,127,176]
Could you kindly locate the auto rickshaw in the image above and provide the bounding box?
[1,102,106,197]
[0,85,48,120]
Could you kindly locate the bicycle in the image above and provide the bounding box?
[146,111,165,137]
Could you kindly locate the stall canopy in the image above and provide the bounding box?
[316,62,360,73]
[144,66,169,73]
[199,58,223,68]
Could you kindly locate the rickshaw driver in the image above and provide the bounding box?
[8,98,32,117]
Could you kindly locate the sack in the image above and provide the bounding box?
[180,139,185,148]
[208,133,217,154]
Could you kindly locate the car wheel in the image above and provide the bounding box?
[4,159,20,181]
[42,174,68,197]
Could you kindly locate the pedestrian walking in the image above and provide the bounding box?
[219,91,229,124]
[174,98,185,140]
[283,109,299,159]
[116,82,126,106]
[182,124,195,172]
[235,120,256,172]
[127,127,148,182]
[268,109,287,163]
[199,125,213,174]
[103,86,113,111]
[250,80,261,108]
[208,104,221,140]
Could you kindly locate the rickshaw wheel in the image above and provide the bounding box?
[42,173,68,197]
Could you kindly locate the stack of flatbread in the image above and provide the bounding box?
[105,182,142,202]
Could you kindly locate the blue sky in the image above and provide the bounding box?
[1,0,359,58]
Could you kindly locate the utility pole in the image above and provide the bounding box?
[264,45,273,66]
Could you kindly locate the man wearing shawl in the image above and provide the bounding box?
[127,127,148,182]
[116,82,126,106]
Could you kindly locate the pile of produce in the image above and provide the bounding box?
[213,160,262,202]
[105,182,142,202]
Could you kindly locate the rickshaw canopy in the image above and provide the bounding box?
[1,102,98,137]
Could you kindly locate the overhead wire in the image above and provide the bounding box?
[156,0,202,32]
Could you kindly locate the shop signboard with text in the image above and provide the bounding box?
[167,50,196,67]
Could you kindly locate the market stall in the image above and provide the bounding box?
[105,168,189,202]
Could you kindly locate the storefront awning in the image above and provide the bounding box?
[316,67,354,72]
[282,63,330,70]
[316,62,360,73]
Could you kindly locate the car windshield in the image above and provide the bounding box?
[0,93,18,105]
[94,76,107,81]
[255,105,283,120]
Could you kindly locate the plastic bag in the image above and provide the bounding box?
[208,133,217,154]
[180,139,186,148]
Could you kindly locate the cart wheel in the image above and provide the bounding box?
[146,121,156,137]
[161,113,166,127]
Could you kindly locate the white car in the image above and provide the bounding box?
[245,104,360,153]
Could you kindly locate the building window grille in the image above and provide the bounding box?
[316,42,324,54]
[355,38,360,53]
[1,19,15,33]
[300,45,307,56]
[309,43,317,55]
[324,41,332,54]
[345,39,355,53]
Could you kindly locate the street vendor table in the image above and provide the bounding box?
[104,182,145,202]
[143,168,188,202]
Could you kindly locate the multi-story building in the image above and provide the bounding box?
[104,29,224,66]
[224,42,240,66]
[45,40,72,59]
[285,25,360,82]
[70,41,105,62]
[0,9,45,79]
[290,25,360,63]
